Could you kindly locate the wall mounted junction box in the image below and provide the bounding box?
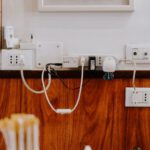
[36,42,63,68]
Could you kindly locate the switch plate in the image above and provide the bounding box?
[125,87,150,107]
[126,44,150,63]
[1,49,33,70]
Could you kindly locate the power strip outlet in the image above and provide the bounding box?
[62,56,79,68]
[125,87,150,107]
[79,55,103,67]
[1,49,33,70]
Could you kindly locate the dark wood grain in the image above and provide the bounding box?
[1,71,150,79]
[0,78,150,150]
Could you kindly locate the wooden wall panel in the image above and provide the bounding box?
[0,78,150,150]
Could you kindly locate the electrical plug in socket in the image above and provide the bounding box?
[89,56,96,70]
[80,55,103,67]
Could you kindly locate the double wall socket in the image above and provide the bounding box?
[126,44,150,63]
[79,55,103,67]
[125,88,150,107]
[1,49,33,70]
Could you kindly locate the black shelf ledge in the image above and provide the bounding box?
[0,70,150,79]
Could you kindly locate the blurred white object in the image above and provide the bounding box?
[102,56,117,73]
[0,114,40,150]
[13,38,20,48]
[20,42,36,50]
[84,145,92,150]
[4,26,15,49]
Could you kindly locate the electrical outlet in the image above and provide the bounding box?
[79,55,89,66]
[96,56,103,67]
[125,88,150,107]
[79,55,104,67]
[126,44,150,63]
[62,56,79,68]
[8,54,22,66]
[1,49,33,70]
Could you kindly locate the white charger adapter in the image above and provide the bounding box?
[102,56,117,73]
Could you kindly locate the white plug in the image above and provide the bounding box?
[84,145,92,150]
[80,57,86,66]
[19,55,25,66]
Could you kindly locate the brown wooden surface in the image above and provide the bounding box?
[0,78,150,150]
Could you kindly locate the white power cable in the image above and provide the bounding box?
[41,57,85,115]
[20,56,51,94]
[119,59,137,90]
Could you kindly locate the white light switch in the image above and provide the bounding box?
[125,88,150,107]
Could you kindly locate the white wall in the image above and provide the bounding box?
[2,0,150,70]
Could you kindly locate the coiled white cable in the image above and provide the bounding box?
[20,56,51,94]
[41,58,85,115]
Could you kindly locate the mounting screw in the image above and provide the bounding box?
[56,44,60,48]
[38,63,41,66]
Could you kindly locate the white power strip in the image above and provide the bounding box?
[62,56,79,68]
[125,87,150,107]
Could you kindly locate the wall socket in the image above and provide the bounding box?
[79,55,103,67]
[62,56,79,68]
[96,56,103,67]
[1,49,33,70]
[126,44,150,63]
[62,55,103,68]
[125,87,150,107]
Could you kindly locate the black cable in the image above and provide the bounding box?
[46,64,90,90]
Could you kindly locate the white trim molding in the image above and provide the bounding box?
[38,0,134,12]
